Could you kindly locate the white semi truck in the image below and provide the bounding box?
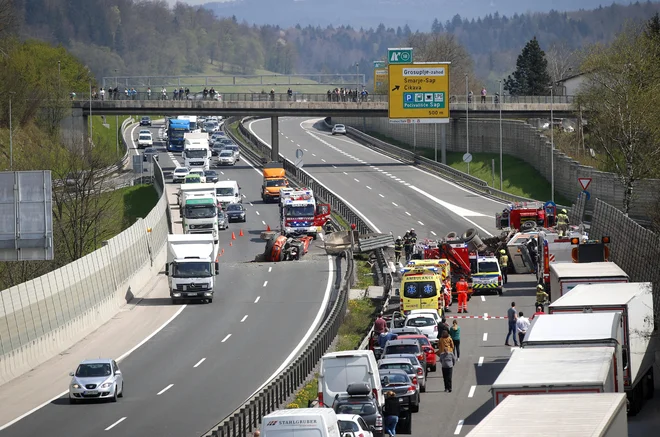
[183,132,211,169]
[522,312,625,393]
[165,234,219,304]
[550,282,656,415]
[177,183,216,210]
[549,261,628,299]
[467,393,628,437]
[491,346,620,406]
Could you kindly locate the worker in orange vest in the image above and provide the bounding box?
[456,276,469,314]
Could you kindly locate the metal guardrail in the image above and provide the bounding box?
[358,234,395,253]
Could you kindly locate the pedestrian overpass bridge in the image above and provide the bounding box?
[70,92,576,118]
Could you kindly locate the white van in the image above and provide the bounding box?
[214,180,240,209]
[260,408,341,437]
[318,350,383,408]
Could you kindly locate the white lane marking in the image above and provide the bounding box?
[378,169,384,172]
[291,139,295,143]
[418,220,424,226]
[481,295,486,302]
[354,178,360,182]
[221,334,232,343]
[478,356,484,367]
[482,333,488,342]
[284,135,288,139]
[321,159,326,162]
[249,120,381,233]
[378,194,385,198]
[366,186,372,190]
[468,386,476,398]
[343,172,348,175]
[268,267,272,273]
[193,358,206,368]
[392,202,398,207]
[484,313,489,321]
[431,231,437,236]
[254,296,261,303]
[241,315,248,323]
[262,220,266,225]
[250,202,254,206]
[255,211,260,216]
[157,384,174,396]
[312,153,316,156]
[304,148,308,151]
[405,211,411,216]
[332,165,337,168]
[454,420,465,435]
[105,417,127,431]
[263,281,268,287]
[220,171,224,175]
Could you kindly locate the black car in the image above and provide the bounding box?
[332,383,383,437]
[204,170,219,183]
[143,147,159,162]
[140,116,152,126]
[225,203,246,222]
[379,369,414,433]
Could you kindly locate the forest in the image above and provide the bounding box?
[7,0,660,87]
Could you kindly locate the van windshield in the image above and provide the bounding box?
[266,179,286,187]
[216,187,234,196]
[286,205,315,217]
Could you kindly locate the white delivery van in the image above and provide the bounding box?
[260,408,340,437]
[466,393,628,437]
[215,180,240,209]
[549,261,628,299]
[318,350,383,408]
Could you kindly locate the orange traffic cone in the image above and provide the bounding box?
[239,229,244,237]
[221,248,224,254]
[230,242,233,246]
[231,232,236,240]
[266,224,271,232]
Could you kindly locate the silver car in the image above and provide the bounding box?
[217,210,229,230]
[378,356,426,393]
[332,124,347,135]
[217,149,236,166]
[68,359,124,403]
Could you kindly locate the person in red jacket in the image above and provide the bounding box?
[456,277,469,313]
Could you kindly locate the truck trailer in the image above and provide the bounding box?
[549,282,656,415]
[549,261,628,299]
[467,393,628,437]
[165,234,219,304]
[522,312,625,393]
[491,346,619,406]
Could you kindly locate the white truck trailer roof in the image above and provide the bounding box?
[550,282,651,308]
[493,346,614,389]
[467,393,627,436]
[525,312,621,344]
[183,132,209,141]
[549,262,628,280]
[167,234,215,260]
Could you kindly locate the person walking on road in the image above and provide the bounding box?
[516,311,530,346]
[499,249,509,284]
[449,320,461,361]
[438,329,454,355]
[505,302,519,346]
[375,313,387,335]
[456,276,469,313]
[394,236,403,264]
[438,339,457,393]
[383,391,400,436]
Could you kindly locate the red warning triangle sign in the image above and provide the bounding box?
[578,178,592,191]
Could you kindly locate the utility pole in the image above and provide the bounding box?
[499,79,503,191]
[465,74,470,174]
[9,92,15,170]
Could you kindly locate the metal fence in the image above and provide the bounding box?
[589,199,660,322]
[0,160,170,361]
[71,92,388,104]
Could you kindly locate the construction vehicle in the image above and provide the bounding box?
[280,188,330,238]
[262,231,313,262]
[261,162,288,202]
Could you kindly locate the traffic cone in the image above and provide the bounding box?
[239,229,244,237]
[266,224,271,232]
[221,248,224,254]
[230,242,233,246]
[231,232,236,240]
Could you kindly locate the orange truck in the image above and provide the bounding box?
[262,162,288,202]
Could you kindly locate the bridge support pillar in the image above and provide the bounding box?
[60,107,89,147]
[270,116,279,161]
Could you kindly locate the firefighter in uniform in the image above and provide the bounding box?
[556,209,569,237]
[394,236,403,264]
[403,231,413,262]
[408,228,418,259]
[456,276,469,313]
[536,284,550,311]
[499,249,509,284]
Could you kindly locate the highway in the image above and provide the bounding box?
[0,121,335,437]
[249,117,541,436]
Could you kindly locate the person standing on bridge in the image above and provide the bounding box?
[536,284,550,311]
[481,87,487,103]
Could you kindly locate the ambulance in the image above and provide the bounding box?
[397,267,443,314]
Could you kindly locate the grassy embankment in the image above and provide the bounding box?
[366,131,573,206]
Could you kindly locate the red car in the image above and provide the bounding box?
[397,334,438,372]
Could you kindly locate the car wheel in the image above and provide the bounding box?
[111,386,118,403]
[118,383,124,398]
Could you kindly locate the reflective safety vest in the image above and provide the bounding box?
[394,240,403,252]
[500,255,509,267]
[536,290,549,303]
[557,213,569,225]
[456,280,468,294]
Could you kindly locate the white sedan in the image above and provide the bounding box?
[332,124,347,135]
[337,414,374,437]
[172,166,189,183]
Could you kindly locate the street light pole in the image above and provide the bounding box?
[58,61,61,96]
[465,74,470,174]
[89,81,93,145]
[550,84,555,203]
[9,92,14,170]
[499,79,503,190]
[356,63,359,98]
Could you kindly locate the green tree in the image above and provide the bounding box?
[576,21,660,214]
[504,36,552,95]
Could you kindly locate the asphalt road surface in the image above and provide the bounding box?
[0,121,335,437]
[248,116,552,436]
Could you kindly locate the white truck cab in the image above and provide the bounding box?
[215,180,240,209]
[165,234,219,304]
[183,132,211,170]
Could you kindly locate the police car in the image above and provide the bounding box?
[471,255,503,296]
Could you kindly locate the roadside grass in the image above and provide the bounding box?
[100,184,159,242]
[366,131,573,205]
[91,115,129,160]
[354,253,376,290]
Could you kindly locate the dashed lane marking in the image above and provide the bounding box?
[366,186,372,190]
[354,178,360,182]
[254,296,261,303]
[468,386,476,398]
[477,357,484,367]
[481,296,486,302]
[444,315,507,320]
[263,281,268,287]
[193,358,206,368]
[454,420,464,435]
[392,202,398,207]
[105,417,127,431]
[157,384,173,396]
[418,221,424,226]
[241,315,248,323]
[482,333,488,342]
[255,211,260,215]
[378,194,385,198]
[431,231,437,236]
[405,212,411,216]
[221,334,232,343]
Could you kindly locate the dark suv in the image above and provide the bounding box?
[140,116,152,126]
[332,383,383,437]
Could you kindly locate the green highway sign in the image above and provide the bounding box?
[373,61,386,69]
[388,48,413,64]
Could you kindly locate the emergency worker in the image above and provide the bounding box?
[443,279,452,312]
[536,284,550,310]
[556,209,569,237]
[408,228,418,260]
[499,249,509,284]
[394,236,403,264]
[403,231,413,262]
[456,276,468,313]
